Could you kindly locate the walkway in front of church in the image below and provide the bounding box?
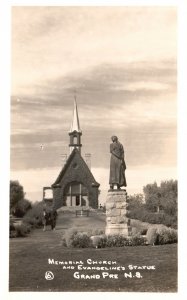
[10,210,106,254]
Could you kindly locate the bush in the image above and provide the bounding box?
[146,227,158,245]
[105,235,127,247]
[127,207,177,229]
[14,224,31,238]
[63,229,148,248]
[64,229,91,248]
[10,220,15,231]
[90,235,106,248]
[12,199,32,218]
[64,228,78,247]
[98,234,146,248]
[72,233,91,248]
[9,221,16,238]
[157,227,177,245]
[64,227,176,248]
[146,225,177,245]
[23,202,43,228]
[131,234,146,246]
[96,236,107,248]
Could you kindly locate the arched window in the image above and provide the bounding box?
[64,182,89,207]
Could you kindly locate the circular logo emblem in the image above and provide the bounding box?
[45,271,54,280]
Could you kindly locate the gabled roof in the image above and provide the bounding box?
[52,148,100,187]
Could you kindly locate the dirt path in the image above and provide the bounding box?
[10,211,106,252]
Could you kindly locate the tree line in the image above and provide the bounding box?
[10,180,32,217]
[127,179,177,228]
[10,179,178,229]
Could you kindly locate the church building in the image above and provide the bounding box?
[44,99,100,210]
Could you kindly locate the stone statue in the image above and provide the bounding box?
[109,136,127,189]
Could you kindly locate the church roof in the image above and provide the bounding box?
[69,98,82,133]
[52,148,100,188]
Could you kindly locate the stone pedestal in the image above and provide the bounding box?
[105,190,130,236]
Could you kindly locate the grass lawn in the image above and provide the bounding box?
[9,211,177,292]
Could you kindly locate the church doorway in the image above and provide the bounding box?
[64,182,89,207]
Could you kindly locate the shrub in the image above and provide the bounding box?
[105,235,127,247]
[12,199,32,218]
[14,224,31,238]
[156,227,178,245]
[23,202,43,228]
[127,207,177,229]
[90,235,106,248]
[146,227,158,245]
[72,233,91,248]
[10,220,15,231]
[131,234,146,246]
[64,230,147,248]
[64,229,91,248]
[64,227,176,248]
[93,234,146,248]
[9,221,16,238]
[97,236,107,248]
[64,228,78,247]
[146,225,178,245]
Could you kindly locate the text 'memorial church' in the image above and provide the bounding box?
[43,99,100,209]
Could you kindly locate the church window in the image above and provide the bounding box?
[73,136,77,144]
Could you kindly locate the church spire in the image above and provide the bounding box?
[69,96,82,154]
[69,97,82,133]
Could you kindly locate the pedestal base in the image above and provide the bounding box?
[105,223,129,236]
[105,190,131,237]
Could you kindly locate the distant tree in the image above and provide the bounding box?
[128,193,144,210]
[10,180,24,211]
[13,199,32,217]
[143,182,162,212]
[159,180,177,216]
[143,180,177,215]
[128,180,177,228]
[10,180,32,217]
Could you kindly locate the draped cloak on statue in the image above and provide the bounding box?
[109,141,127,187]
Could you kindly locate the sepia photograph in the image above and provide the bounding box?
[1,1,185,296]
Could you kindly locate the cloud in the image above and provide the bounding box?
[11,7,176,93]
[10,60,177,171]
[11,60,176,132]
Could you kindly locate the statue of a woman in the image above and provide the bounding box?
[109,136,127,189]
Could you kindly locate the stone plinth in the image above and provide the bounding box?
[105,190,130,236]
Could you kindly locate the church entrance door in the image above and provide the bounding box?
[64,182,89,207]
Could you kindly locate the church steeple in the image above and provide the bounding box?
[69,98,82,154]
[69,98,82,133]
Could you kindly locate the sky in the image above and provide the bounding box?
[10,6,177,204]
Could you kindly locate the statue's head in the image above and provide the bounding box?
[111,135,118,142]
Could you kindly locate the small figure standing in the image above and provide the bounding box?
[109,136,127,189]
[42,207,58,231]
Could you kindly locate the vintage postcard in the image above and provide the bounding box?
[1,0,187,299]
